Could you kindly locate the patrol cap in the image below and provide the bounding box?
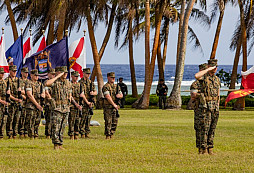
[31,69,39,76]
[59,66,68,73]
[55,66,61,72]
[199,63,208,71]
[119,77,123,80]
[21,67,29,73]
[71,71,79,77]
[9,65,17,71]
[208,59,218,67]
[0,67,5,74]
[107,72,115,78]
[48,68,55,74]
[83,68,91,74]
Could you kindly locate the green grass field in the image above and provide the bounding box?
[0,109,254,172]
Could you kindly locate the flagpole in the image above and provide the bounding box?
[42,30,45,36]
[65,30,70,80]
[20,28,24,77]
[2,27,4,35]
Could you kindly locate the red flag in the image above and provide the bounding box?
[23,36,33,64]
[225,89,254,107]
[0,34,9,73]
[69,37,86,78]
[241,66,254,89]
[37,36,46,52]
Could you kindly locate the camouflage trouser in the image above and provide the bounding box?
[6,104,21,137]
[104,108,118,136]
[194,107,202,148]
[200,109,219,149]
[51,111,68,145]
[18,107,27,135]
[44,105,52,136]
[0,105,7,138]
[26,108,41,138]
[68,107,80,136]
[79,107,92,135]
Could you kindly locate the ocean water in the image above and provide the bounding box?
[87,64,251,96]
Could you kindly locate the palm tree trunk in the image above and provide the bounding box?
[57,1,67,41]
[128,18,138,98]
[166,0,196,109]
[234,0,248,110]
[163,19,170,72]
[87,6,104,99]
[176,0,185,66]
[5,0,18,41]
[47,16,55,45]
[210,10,225,59]
[90,4,117,81]
[134,1,166,109]
[157,39,164,80]
[229,37,242,90]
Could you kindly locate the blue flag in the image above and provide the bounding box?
[24,37,69,79]
[6,36,23,76]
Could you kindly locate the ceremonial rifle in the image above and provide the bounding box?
[40,80,45,118]
[79,82,83,117]
[4,78,10,116]
[88,82,95,115]
[115,79,121,118]
[17,78,22,111]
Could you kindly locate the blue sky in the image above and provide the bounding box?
[0,2,253,66]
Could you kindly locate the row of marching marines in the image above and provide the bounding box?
[0,65,123,150]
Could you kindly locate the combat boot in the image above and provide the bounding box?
[208,148,215,155]
[24,134,28,138]
[59,145,65,150]
[54,144,59,150]
[8,136,12,139]
[46,136,50,139]
[105,135,110,140]
[19,134,24,139]
[202,148,208,155]
[110,135,113,139]
[81,134,85,139]
[198,148,202,154]
[74,135,79,140]
[70,135,74,140]
[13,136,16,139]
[85,134,89,138]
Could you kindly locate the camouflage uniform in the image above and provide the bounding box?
[190,63,208,149]
[18,67,29,136]
[25,70,43,138]
[50,66,72,146]
[79,68,95,137]
[102,72,122,137]
[69,71,81,137]
[0,68,7,138]
[44,68,56,137]
[198,60,220,150]
[6,65,21,137]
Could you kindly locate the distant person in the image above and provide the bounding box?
[190,63,208,154]
[156,79,168,109]
[195,59,220,155]
[118,77,128,108]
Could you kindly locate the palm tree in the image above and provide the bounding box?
[0,0,19,41]
[166,0,197,109]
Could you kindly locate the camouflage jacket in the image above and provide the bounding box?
[102,82,121,108]
[0,79,7,102]
[5,76,19,103]
[79,78,95,107]
[50,78,72,113]
[44,79,53,106]
[199,73,221,110]
[25,80,43,110]
[71,81,81,108]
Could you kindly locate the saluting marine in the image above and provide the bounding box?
[102,72,123,139]
[25,69,45,139]
[79,68,97,138]
[46,66,72,150]
[190,63,208,154]
[195,59,220,155]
